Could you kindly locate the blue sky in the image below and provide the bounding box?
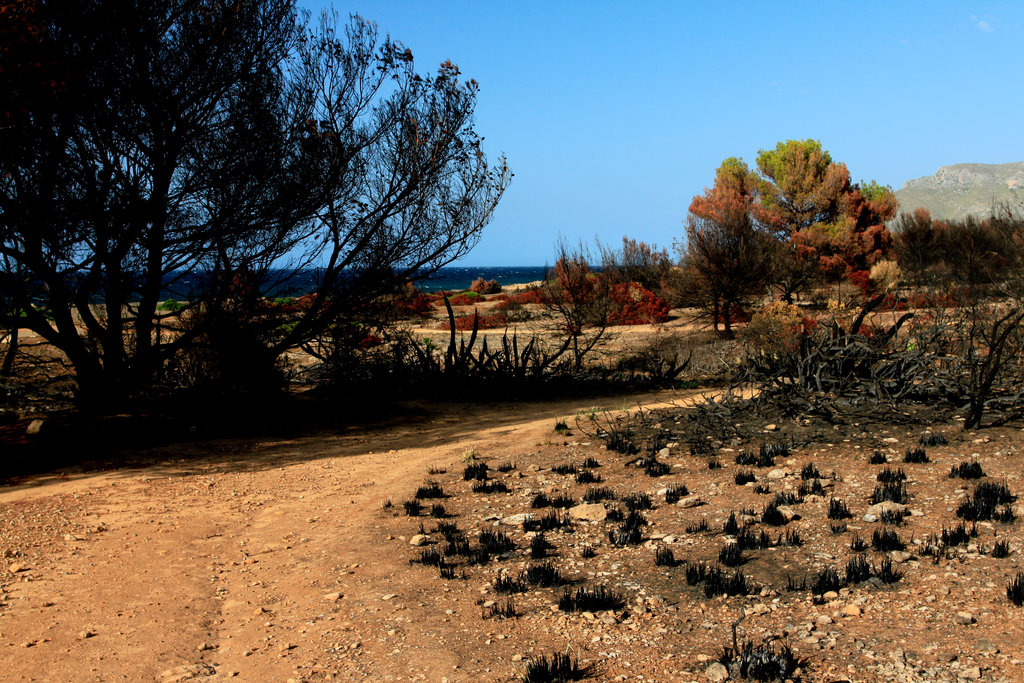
[303,1,1024,266]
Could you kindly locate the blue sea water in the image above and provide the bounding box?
[157,266,549,300]
[414,266,548,292]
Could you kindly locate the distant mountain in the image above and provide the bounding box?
[894,162,1024,220]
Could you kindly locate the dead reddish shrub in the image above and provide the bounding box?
[437,312,507,331]
[608,282,669,325]
[470,277,502,294]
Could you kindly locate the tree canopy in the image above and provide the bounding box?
[0,1,509,402]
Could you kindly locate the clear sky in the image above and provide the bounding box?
[302,1,1024,266]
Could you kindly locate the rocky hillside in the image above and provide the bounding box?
[895,161,1024,219]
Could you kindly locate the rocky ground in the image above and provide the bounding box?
[1,389,1023,682]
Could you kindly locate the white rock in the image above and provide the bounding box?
[569,503,606,522]
[677,495,704,509]
[705,661,729,683]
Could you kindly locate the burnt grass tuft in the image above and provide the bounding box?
[719,640,802,682]
[558,585,624,612]
[872,528,905,551]
[654,546,678,567]
[869,450,888,465]
[903,447,930,464]
[827,498,852,520]
[582,487,615,503]
[463,462,488,481]
[957,482,1016,522]
[664,484,689,504]
[871,481,908,505]
[1008,572,1024,606]
[735,470,756,485]
[949,460,985,479]
[920,432,948,447]
[521,652,587,683]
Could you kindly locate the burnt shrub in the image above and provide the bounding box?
[872,528,905,551]
[798,479,825,497]
[801,463,822,480]
[463,462,489,481]
[722,512,741,536]
[707,458,723,470]
[830,522,848,534]
[876,467,907,483]
[521,652,587,683]
[871,481,908,505]
[552,462,578,475]
[530,534,550,559]
[654,546,678,567]
[811,567,844,594]
[430,503,448,518]
[664,484,689,504]
[581,456,600,468]
[479,530,515,554]
[875,558,902,584]
[949,460,985,479]
[849,534,867,551]
[493,573,527,594]
[719,640,801,683]
[827,498,852,520]
[575,469,601,484]
[472,480,509,494]
[957,482,1016,522]
[1008,572,1024,606]
[992,540,1011,558]
[582,487,615,503]
[845,556,872,583]
[686,518,710,533]
[735,470,756,485]
[760,501,788,526]
[531,493,551,508]
[415,483,446,499]
[482,597,516,619]
[719,543,744,567]
[549,494,576,509]
[685,561,711,585]
[940,523,975,547]
[403,500,422,516]
[623,493,652,511]
[704,567,750,597]
[879,507,907,525]
[869,450,888,465]
[558,586,624,612]
[496,461,516,472]
[773,491,801,506]
[903,447,929,464]
[524,562,564,587]
[919,432,948,447]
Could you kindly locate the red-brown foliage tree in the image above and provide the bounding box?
[678,158,775,337]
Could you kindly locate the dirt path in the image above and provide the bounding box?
[0,390,689,682]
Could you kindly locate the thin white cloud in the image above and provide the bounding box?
[971,14,995,32]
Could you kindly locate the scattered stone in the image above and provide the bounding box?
[890,551,913,563]
[500,513,534,527]
[25,419,44,436]
[78,630,95,639]
[764,424,779,432]
[705,661,729,682]
[6,563,26,574]
[676,495,704,509]
[767,468,787,480]
[955,611,974,625]
[776,505,799,521]
[568,503,607,522]
[323,592,342,601]
[961,666,982,679]
[975,638,998,653]
[157,664,216,682]
[843,604,862,617]
[409,534,431,547]
[381,594,397,601]
[866,501,908,518]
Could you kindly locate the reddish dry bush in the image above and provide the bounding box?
[393,290,434,318]
[437,312,507,331]
[507,289,546,305]
[470,277,502,294]
[608,282,670,325]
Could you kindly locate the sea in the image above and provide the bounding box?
[413,266,548,292]
[158,266,549,300]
